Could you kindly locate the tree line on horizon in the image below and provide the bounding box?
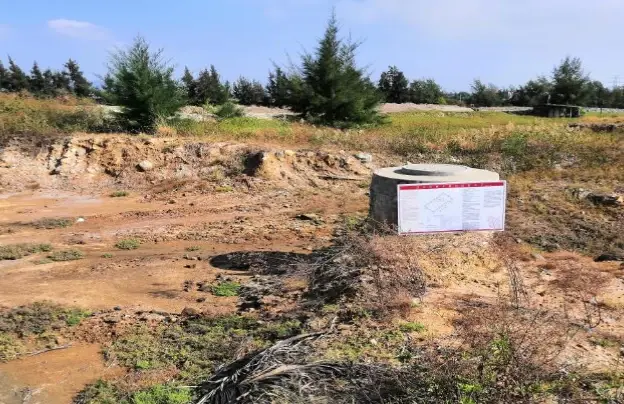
[2,13,624,132]
[1,54,621,110]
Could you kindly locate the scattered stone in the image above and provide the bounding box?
[284,150,296,157]
[296,213,323,224]
[354,152,373,163]
[103,314,121,324]
[168,199,177,204]
[137,160,154,172]
[595,252,624,262]
[140,313,166,322]
[181,307,200,317]
[76,217,85,223]
[531,252,546,261]
[113,306,122,311]
[196,297,206,303]
[587,193,623,207]
[185,264,197,269]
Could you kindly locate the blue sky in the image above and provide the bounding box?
[1,0,623,91]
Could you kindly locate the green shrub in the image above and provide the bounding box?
[115,238,141,250]
[185,246,201,252]
[101,36,185,133]
[215,101,244,119]
[0,302,90,336]
[131,384,192,404]
[0,332,25,362]
[31,217,73,229]
[0,243,52,260]
[399,322,426,333]
[215,185,233,193]
[101,253,114,258]
[211,281,241,297]
[110,191,129,197]
[47,249,84,261]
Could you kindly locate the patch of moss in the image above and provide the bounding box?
[399,322,426,333]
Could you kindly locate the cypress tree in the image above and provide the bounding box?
[181,67,196,104]
[29,62,45,95]
[64,59,92,97]
[7,57,29,92]
[289,13,381,126]
[0,60,7,91]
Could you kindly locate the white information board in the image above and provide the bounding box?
[397,181,506,235]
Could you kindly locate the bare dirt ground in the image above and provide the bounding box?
[0,134,622,402]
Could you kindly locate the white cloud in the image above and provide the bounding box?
[337,0,624,41]
[47,19,110,40]
[0,24,10,40]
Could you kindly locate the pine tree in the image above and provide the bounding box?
[0,60,7,91]
[289,13,381,126]
[233,77,266,105]
[102,36,185,133]
[551,56,589,105]
[29,62,45,95]
[195,65,228,105]
[52,70,71,94]
[470,79,502,107]
[181,67,196,104]
[6,57,29,92]
[42,69,56,97]
[65,59,92,97]
[267,67,290,107]
[378,66,409,103]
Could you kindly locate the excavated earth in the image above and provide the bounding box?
[0,134,622,403]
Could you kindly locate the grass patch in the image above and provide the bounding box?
[115,238,141,250]
[47,249,84,261]
[214,185,234,193]
[0,243,52,260]
[110,190,129,197]
[0,302,91,338]
[76,381,193,404]
[105,315,302,383]
[399,322,426,333]
[31,217,73,229]
[0,332,25,362]
[185,246,201,252]
[101,253,114,258]
[211,281,241,297]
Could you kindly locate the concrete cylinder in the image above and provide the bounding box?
[369,163,500,227]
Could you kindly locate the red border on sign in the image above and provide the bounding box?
[397,181,507,235]
[399,181,505,191]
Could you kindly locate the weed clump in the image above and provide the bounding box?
[211,281,241,297]
[115,238,141,250]
[31,217,73,229]
[0,243,52,260]
[0,302,91,335]
[398,322,426,333]
[47,249,84,261]
[76,381,193,404]
[110,190,129,197]
[0,332,25,362]
[105,315,302,383]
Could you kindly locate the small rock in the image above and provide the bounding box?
[595,252,624,262]
[168,199,176,204]
[369,338,378,346]
[588,193,623,207]
[113,306,122,311]
[354,152,373,163]
[296,213,322,223]
[137,160,154,172]
[181,307,200,317]
[284,150,296,157]
[196,297,206,303]
[76,217,85,223]
[531,252,546,261]
[185,264,197,269]
[140,313,166,322]
[103,315,121,324]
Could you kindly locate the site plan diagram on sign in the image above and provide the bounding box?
[397,181,507,235]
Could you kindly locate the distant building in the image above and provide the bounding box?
[532,104,581,118]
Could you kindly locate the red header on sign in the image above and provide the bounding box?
[399,181,505,191]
